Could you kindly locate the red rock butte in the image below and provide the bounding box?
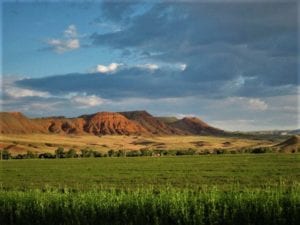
[0,111,224,136]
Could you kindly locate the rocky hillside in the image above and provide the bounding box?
[275,135,300,153]
[0,111,224,136]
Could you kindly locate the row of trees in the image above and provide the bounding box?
[1,146,282,160]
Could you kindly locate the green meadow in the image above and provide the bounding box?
[1,154,300,224]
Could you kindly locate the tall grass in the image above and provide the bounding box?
[1,185,299,225]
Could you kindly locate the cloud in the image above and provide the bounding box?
[95,63,122,73]
[180,64,187,71]
[2,77,50,99]
[71,94,105,108]
[90,2,297,89]
[46,24,80,53]
[248,98,268,111]
[137,63,159,71]
[5,88,50,98]
[224,97,268,111]
[64,24,77,38]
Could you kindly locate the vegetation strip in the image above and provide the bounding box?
[1,186,299,225]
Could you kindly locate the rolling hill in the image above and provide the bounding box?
[275,135,300,153]
[0,111,225,136]
[167,117,225,135]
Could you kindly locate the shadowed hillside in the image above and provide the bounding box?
[275,135,300,153]
[168,117,225,135]
[119,111,186,135]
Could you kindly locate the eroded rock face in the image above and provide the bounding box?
[120,111,185,135]
[0,111,225,136]
[80,112,147,135]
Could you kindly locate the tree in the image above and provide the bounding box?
[55,147,65,158]
[107,150,115,157]
[1,149,11,160]
[26,151,37,159]
[66,149,77,158]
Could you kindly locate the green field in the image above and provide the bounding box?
[1,154,300,190]
[1,154,300,224]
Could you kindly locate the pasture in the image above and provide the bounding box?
[1,154,299,225]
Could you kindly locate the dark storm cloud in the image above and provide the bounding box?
[16,65,297,100]
[14,1,299,101]
[90,2,298,88]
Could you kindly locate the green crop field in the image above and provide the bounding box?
[1,154,300,225]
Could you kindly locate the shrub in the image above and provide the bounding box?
[107,149,115,157]
[251,147,273,154]
[65,149,77,158]
[140,149,153,156]
[126,150,142,157]
[26,151,37,159]
[55,147,65,158]
[0,149,11,160]
[80,148,95,158]
[39,153,55,159]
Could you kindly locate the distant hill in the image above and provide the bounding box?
[0,112,45,134]
[288,129,300,135]
[168,117,225,135]
[274,135,300,153]
[0,111,225,136]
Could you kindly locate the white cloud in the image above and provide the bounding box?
[5,87,50,98]
[64,24,77,38]
[248,98,268,111]
[46,24,80,53]
[179,63,187,71]
[224,97,268,111]
[95,63,122,73]
[71,94,105,108]
[137,63,159,71]
[3,77,50,98]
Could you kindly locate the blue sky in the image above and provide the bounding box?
[1,0,299,131]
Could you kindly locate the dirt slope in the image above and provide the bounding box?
[275,135,300,152]
[0,112,46,134]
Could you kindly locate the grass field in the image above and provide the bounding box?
[1,154,299,190]
[1,154,300,224]
[0,134,275,155]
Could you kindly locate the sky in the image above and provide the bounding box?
[1,0,299,131]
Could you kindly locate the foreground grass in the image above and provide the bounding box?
[1,154,299,224]
[1,185,299,225]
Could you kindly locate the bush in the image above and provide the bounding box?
[1,149,11,160]
[107,149,115,157]
[65,149,77,158]
[25,151,37,159]
[39,153,55,159]
[251,147,273,154]
[80,148,93,158]
[55,147,65,158]
[126,150,142,157]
